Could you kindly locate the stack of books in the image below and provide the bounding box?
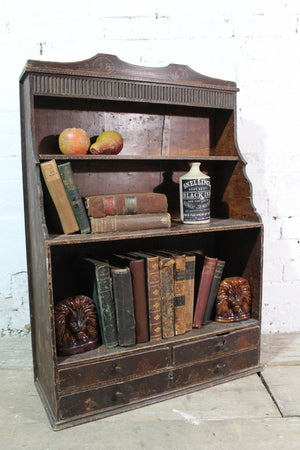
[84,192,171,233]
[77,249,226,350]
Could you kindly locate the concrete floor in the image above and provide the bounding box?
[1,333,299,449]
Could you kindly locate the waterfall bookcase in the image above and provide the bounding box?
[20,54,263,430]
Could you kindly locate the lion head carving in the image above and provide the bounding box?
[215,277,251,323]
[55,295,99,355]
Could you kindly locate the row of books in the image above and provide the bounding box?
[40,160,170,235]
[78,250,225,349]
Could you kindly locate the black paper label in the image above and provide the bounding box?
[181,177,211,222]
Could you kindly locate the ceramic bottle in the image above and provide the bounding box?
[179,162,211,224]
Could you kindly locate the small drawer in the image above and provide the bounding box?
[173,327,259,365]
[171,348,259,388]
[58,371,170,420]
[58,347,169,394]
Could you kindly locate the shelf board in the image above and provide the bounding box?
[39,154,240,162]
[47,218,262,246]
[57,318,260,368]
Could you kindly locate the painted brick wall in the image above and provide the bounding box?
[1,0,299,335]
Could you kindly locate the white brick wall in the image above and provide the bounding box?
[1,0,299,334]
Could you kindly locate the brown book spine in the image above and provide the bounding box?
[41,160,79,235]
[203,260,225,324]
[184,254,196,332]
[145,255,162,342]
[173,254,186,335]
[85,193,168,217]
[159,257,175,339]
[90,213,171,233]
[193,256,218,328]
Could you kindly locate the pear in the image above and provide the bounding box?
[90,131,123,155]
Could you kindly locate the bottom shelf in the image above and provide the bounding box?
[57,318,259,367]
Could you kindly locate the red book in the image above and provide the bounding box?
[193,256,218,328]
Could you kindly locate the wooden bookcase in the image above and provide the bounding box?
[20,54,263,430]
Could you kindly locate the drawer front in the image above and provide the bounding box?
[59,371,170,420]
[171,348,259,388]
[173,327,259,365]
[58,347,169,394]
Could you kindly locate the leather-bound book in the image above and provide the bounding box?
[41,160,79,234]
[80,257,118,348]
[129,252,162,342]
[203,260,225,324]
[90,213,171,233]
[155,250,186,336]
[182,253,196,332]
[193,256,218,328]
[110,265,136,346]
[58,162,91,234]
[85,192,168,217]
[110,254,149,343]
[158,255,175,339]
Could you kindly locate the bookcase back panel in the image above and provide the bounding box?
[33,97,237,158]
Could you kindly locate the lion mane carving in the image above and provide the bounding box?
[215,277,251,323]
[55,295,99,355]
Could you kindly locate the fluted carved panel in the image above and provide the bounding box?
[33,75,235,109]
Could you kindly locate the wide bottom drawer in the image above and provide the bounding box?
[58,347,259,422]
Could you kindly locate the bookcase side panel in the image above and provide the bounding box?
[20,76,58,416]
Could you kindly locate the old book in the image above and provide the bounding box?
[129,252,162,342]
[110,265,136,346]
[156,254,175,339]
[58,162,91,234]
[40,160,79,234]
[193,256,218,328]
[203,259,225,324]
[190,250,205,306]
[155,250,186,336]
[80,257,118,348]
[110,254,149,343]
[90,213,171,233]
[85,192,168,217]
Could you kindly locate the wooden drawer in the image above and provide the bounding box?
[58,347,170,394]
[171,348,259,388]
[173,327,259,366]
[58,371,170,421]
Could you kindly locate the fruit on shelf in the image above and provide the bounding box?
[90,131,124,155]
[58,128,90,155]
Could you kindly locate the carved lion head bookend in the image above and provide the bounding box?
[215,277,251,323]
[55,295,99,356]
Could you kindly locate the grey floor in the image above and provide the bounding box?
[1,333,299,449]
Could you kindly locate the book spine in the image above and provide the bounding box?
[184,254,196,332]
[90,213,171,233]
[146,256,162,342]
[129,260,150,343]
[58,163,91,234]
[159,257,175,339]
[203,260,225,324]
[173,254,186,336]
[95,262,118,348]
[85,193,168,217]
[111,266,136,347]
[193,256,218,328]
[41,160,79,234]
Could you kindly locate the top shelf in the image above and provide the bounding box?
[39,154,240,162]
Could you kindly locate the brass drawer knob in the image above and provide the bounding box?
[114,364,123,375]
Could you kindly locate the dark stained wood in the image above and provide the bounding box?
[20,53,263,429]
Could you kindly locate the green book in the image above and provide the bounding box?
[80,257,118,348]
[58,162,91,234]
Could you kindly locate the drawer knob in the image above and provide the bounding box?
[114,364,123,375]
[114,391,124,401]
[215,340,226,352]
[214,363,225,375]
